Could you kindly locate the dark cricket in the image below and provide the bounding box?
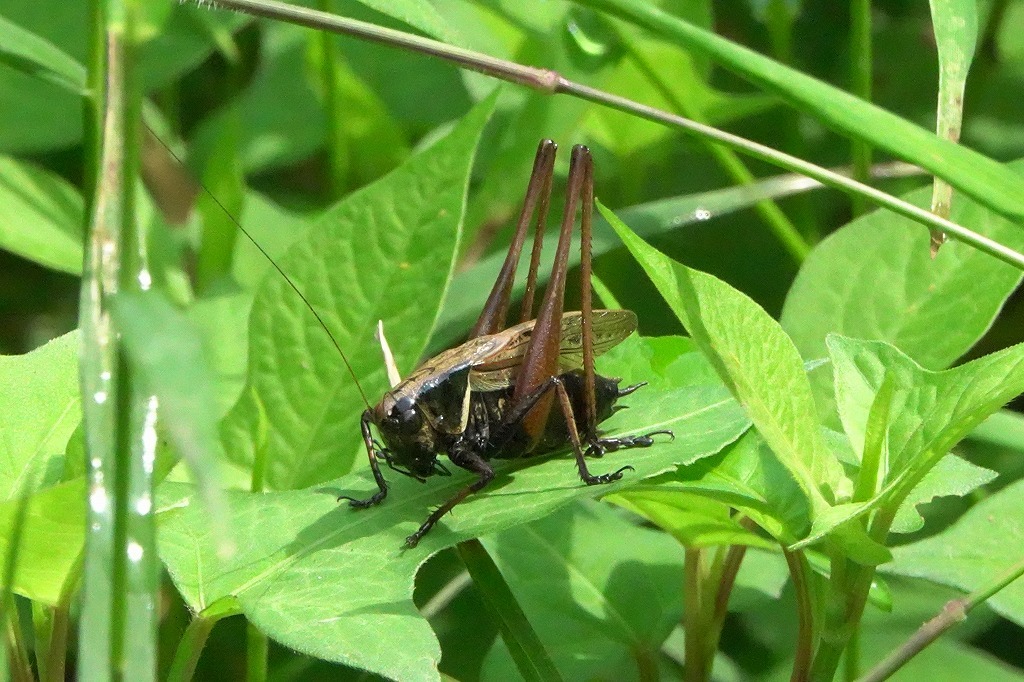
[338,141,671,547]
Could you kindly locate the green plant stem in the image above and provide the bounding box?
[167,599,241,682]
[844,624,860,681]
[707,523,754,648]
[5,609,33,682]
[849,0,872,217]
[784,549,814,682]
[577,0,1024,223]
[617,26,809,262]
[45,601,70,682]
[858,557,1024,682]
[194,0,1024,271]
[317,0,347,198]
[811,506,897,681]
[1,496,31,682]
[82,0,105,214]
[683,548,706,682]
[456,539,563,682]
[246,621,269,682]
[167,616,218,682]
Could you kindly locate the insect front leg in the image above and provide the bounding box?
[405,448,494,548]
[338,410,389,508]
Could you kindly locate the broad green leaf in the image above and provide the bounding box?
[440,168,845,345]
[608,489,772,549]
[188,292,253,417]
[480,501,685,680]
[230,191,310,290]
[0,14,85,94]
[831,336,1024,489]
[158,335,749,682]
[0,155,84,275]
[0,332,80,500]
[890,454,997,534]
[599,334,719,390]
[888,479,1024,628]
[781,161,1024,419]
[0,479,84,605]
[576,0,1024,224]
[969,409,1024,452]
[221,94,497,489]
[603,202,842,516]
[797,335,1024,545]
[658,430,809,542]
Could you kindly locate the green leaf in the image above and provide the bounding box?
[159,337,747,680]
[188,292,253,417]
[659,430,810,542]
[781,163,1024,401]
[584,27,775,157]
[190,25,325,173]
[221,93,497,489]
[797,335,1024,545]
[831,336,1024,491]
[969,409,1024,452]
[890,454,997,534]
[577,0,1024,224]
[888,479,1024,628]
[608,489,773,549]
[0,14,85,94]
[230,191,310,291]
[0,332,80,500]
[0,155,84,275]
[602,202,842,516]
[0,480,84,605]
[479,502,685,680]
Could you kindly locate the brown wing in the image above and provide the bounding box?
[469,309,636,391]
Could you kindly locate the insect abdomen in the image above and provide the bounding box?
[473,370,623,460]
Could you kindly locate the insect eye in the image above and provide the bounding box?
[389,397,421,433]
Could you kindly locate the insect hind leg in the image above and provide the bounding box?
[547,376,635,485]
[584,431,674,459]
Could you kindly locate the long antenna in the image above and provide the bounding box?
[145,126,373,410]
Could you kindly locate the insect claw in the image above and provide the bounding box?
[338,490,387,509]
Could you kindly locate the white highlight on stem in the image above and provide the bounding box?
[141,395,159,474]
